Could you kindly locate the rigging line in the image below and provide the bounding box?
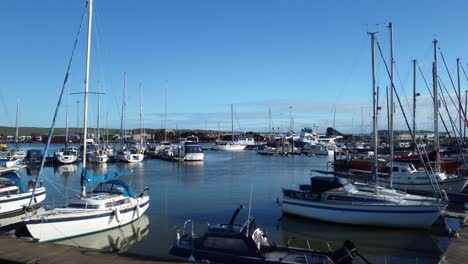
[439,49,468,124]
[393,62,413,117]
[438,78,467,166]
[375,38,442,195]
[461,62,468,83]
[439,49,460,99]
[28,2,88,207]
[416,62,459,135]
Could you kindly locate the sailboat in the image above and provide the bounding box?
[8,97,27,162]
[24,0,149,242]
[117,75,144,163]
[88,81,109,163]
[53,80,78,165]
[377,37,468,194]
[279,32,444,229]
[211,104,252,151]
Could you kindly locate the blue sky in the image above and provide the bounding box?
[1,0,468,134]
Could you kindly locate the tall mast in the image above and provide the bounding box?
[106,111,109,144]
[139,81,143,146]
[412,59,417,146]
[433,39,440,172]
[120,72,127,145]
[81,0,93,197]
[65,79,70,147]
[457,58,461,137]
[164,80,168,142]
[96,80,100,145]
[15,97,19,148]
[369,31,378,192]
[388,22,394,187]
[231,104,234,143]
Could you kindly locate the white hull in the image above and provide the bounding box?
[118,153,144,163]
[0,187,46,215]
[281,197,441,229]
[212,143,246,151]
[88,154,109,163]
[54,154,78,164]
[377,177,468,194]
[184,153,204,161]
[25,196,149,242]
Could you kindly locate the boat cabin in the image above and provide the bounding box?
[67,180,135,210]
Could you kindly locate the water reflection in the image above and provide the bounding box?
[54,164,78,176]
[55,214,150,252]
[278,215,443,263]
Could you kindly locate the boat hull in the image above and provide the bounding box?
[377,176,468,194]
[280,197,442,229]
[118,153,144,163]
[0,187,46,216]
[25,196,149,242]
[184,153,204,161]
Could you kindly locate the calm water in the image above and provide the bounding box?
[17,143,447,263]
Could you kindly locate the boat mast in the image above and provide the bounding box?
[81,0,93,197]
[164,80,168,142]
[120,72,127,146]
[412,59,417,149]
[388,22,394,187]
[231,104,234,143]
[433,39,440,172]
[369,31,378,192]
[97,80,100,145]
[65,80,70,147]
[457,58,461,137]
[15,97,19,148]
[139,81,143,146]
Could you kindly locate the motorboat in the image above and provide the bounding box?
[279,176,445,229]
[174,135,204,161]
[376,162,468,194]
[170,205,362,264]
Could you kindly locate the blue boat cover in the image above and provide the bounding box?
[93,179,136,197]
[81,169,132,187]
[0,171,26,192]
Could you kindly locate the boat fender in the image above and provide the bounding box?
[135,204,141,218]
[113,208,122,222]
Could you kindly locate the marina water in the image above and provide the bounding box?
[19,143,448,263]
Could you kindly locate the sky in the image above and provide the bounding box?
[1,0,468,134]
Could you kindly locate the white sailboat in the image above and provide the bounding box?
[88,81,108,163]
[279,32,444,229]
[24,0,149,242]
[117,75,144,163]
[53,81,78,164]
[211,104,249,151]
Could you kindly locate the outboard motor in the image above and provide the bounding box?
[330,240,356,264]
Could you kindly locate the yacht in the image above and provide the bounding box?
[53,146,78,164]
[117,143,144,163]
[175,135,204,161]
[279,176,444,229]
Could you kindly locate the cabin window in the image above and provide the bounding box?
[68,203,99,209]
[202,237,249,253]
[393,167,399,172]
[105,198,130,208]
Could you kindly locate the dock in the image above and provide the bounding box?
[0,237,186,264]
[442,210,468,263]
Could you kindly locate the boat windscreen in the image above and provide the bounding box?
[92,180,135,197]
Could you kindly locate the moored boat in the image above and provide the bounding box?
[170,205,362,264]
